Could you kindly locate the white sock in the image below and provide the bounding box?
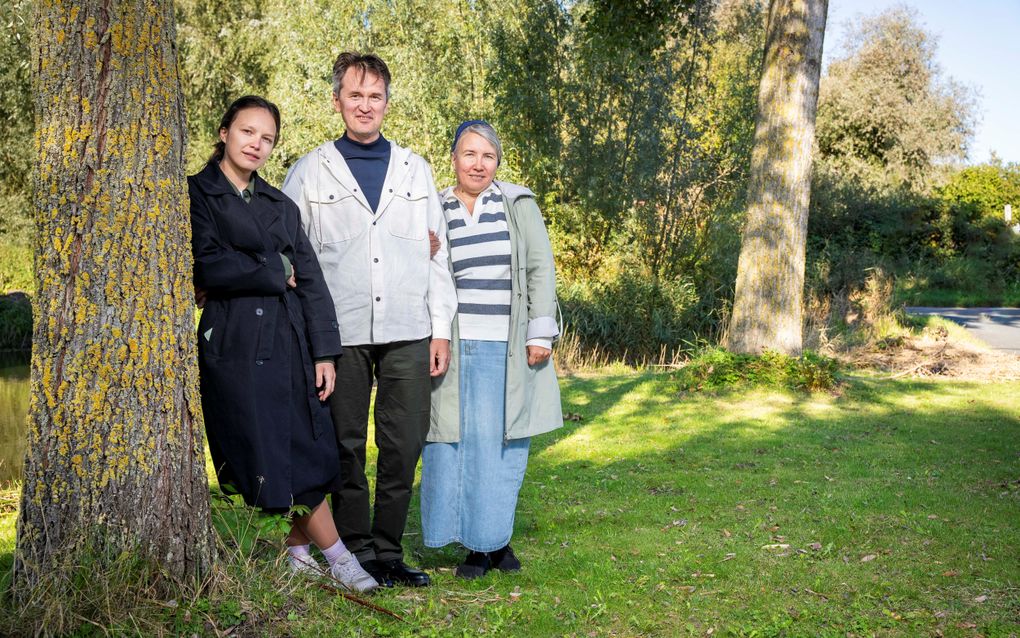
[287,543,316,569]
[320,538,351,568]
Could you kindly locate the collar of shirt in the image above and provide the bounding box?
[219,165,255,203]
[440,182,501,210]
[335,132,390,160]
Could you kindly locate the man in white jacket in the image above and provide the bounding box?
[282,52,456,588]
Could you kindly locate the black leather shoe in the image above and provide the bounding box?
[455,551,490,580]
[359,559,395,588]
[381,559,431,587]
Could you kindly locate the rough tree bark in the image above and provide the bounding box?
[725,0,828,355]
[14,0,213,589]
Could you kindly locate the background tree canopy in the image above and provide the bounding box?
[174,0,771,359]
[1,0,1016,359]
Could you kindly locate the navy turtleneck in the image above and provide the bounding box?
[335,133,391,213]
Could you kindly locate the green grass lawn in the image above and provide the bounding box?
[3,372,1019,636]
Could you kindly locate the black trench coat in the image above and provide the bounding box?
[190,161,342,511]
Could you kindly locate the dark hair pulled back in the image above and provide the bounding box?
[209,95,282,163]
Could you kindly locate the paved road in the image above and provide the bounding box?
[906,307,1020,353]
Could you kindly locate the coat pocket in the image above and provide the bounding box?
[387,187,429,241]
[197,303,225,359]
[309,188,368,245]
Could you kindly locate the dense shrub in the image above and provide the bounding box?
[0,292,31,352]
[674,347,841,394]
[558,270,706,364]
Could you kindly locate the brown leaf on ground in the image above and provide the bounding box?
[973,595,988,603]
[808,542,823,551]
[860,554,877,562]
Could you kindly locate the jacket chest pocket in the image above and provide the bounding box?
[386,188,429,241]
[310,188,368,244]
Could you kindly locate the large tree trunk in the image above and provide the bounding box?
[725,0,827,355]
[14,0,213,590]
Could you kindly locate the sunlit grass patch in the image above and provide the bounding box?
[2,372,1019,636]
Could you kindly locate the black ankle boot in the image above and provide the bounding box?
[455,551,490,579]
[489,545,521,572]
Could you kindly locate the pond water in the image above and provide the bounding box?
[0,352,29,485]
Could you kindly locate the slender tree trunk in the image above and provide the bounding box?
[15,0,213,590]
[725,0,827,355]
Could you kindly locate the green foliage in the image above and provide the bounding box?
[0,243,31,295]
[0,1,33,246]
[815,6,974,194]
[176,0,272,174]
[808,7,1014,318]
[558,268,703,362]
[0,293,30,352]
[939,161,1020,222]
[674,347,841,393]
[172,0,767,358]
[1,0,998,366]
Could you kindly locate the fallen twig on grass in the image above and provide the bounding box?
[315,582,404,621]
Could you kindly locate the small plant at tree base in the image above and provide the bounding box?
[674,347,841,394]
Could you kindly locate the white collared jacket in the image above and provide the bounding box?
[282,140,457,345]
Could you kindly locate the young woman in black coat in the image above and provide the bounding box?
[190,96,377,592]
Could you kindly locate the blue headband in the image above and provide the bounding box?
[451,119,490,154]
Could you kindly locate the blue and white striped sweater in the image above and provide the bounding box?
[440,184,513,342]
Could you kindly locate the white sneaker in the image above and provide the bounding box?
[329,552,379,593]
[288,554,323,576]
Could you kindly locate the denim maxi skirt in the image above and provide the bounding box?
[421,339,531,552]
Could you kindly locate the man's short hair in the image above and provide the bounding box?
[332,52,391,99]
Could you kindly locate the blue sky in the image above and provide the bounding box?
[824,0,1020,165]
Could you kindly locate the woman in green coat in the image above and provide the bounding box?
[420,121,563,579]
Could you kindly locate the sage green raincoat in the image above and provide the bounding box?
[428,181,563,442]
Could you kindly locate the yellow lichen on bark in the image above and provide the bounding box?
[15,0,213,591]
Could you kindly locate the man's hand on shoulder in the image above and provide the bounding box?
[430,338,450,377]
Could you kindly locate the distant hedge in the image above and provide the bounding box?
[0,292,31,352]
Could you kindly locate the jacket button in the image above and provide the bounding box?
[329,194,334,200]
[372,221,377,225]
[406,192,411,197]
[255,308,263,316]
[373,257,379,263]
[388,188,393,193]
[256,360,264,366]
[375,296,381,302]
